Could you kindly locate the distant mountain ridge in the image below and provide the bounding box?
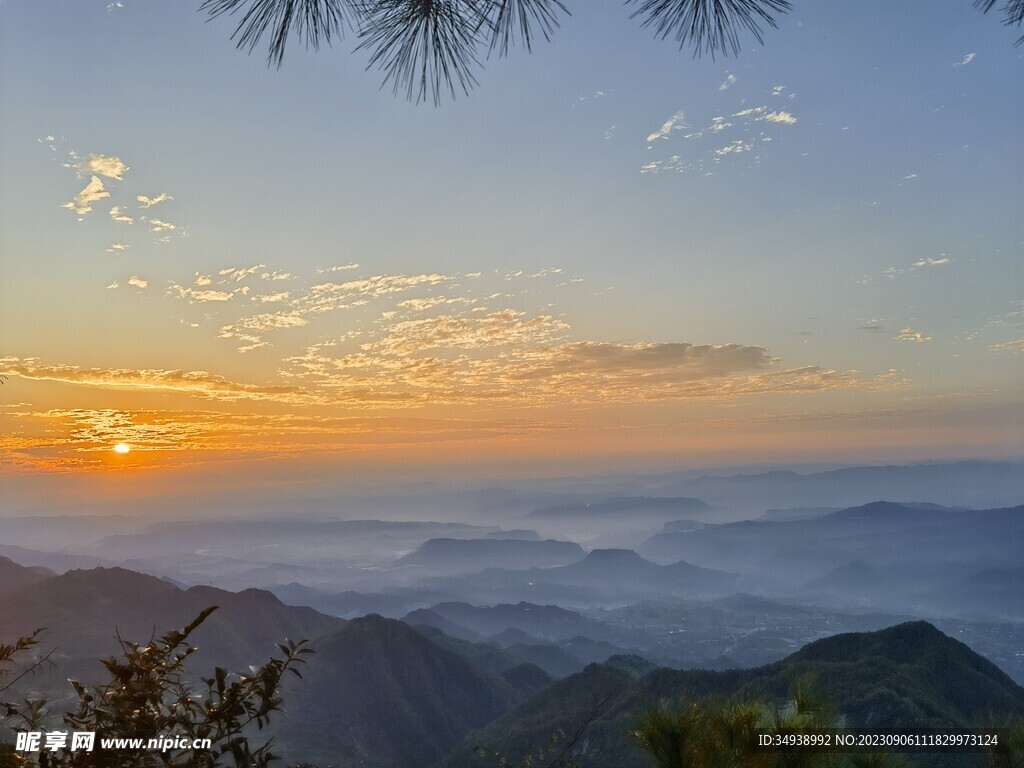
[0,556,54,593]
[276,614,524,768]
[395,537,585,574]
[442,620,1024,768]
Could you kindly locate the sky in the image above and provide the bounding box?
[0,0,1021,508]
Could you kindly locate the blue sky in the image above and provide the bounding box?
[0,0,1021,500]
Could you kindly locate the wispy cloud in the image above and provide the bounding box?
[137,193,172,208]
[106,243,130,253]
[642,90,798,175]
[954,52,976,67]
[912,256,951,268]
[762,110,797,124]
[989,337,1023,353]
[109,206,134,224]
[76,154,129,180]
[261,270,296,281]
[252,291,292,304]
[718,73,736,91]
[147,218,177,233]
[647,111,686,142]
[61,176,109,216]
[0,357,303,403]
[896,328,932,343]
[127,276,148,289]
[220,265,265,282]
[531,268,563,278]
[316,263,360,274]
[294,273,450,315]
[364,310,568,356]
[714,140,753,157]
[167,284,236,303]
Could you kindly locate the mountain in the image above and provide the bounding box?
[757,506,840,521]
[529,496,710,521]
[441,621,1024,768]
[404,608,482,641]
[415,601,646,647]
[394,537,585,575]
[638,502,1024,595]
[764,621,1024,726]
[647,461,1024,516]
[0,567,346,701]
[0,544,113,574]
[275,614,522,768]
[482,529,542,540]
[270,582,442,618]
[0,556,53,594]
[434,549,737,606]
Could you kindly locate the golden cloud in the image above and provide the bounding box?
[0,357,303,403]
[61,176,109,216]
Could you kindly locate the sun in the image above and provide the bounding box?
[114,443,131,454]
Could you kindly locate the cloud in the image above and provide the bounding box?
[643,95,797,175]
[168,284,235,303]
[106,243,130,253]
[989,337,1024,353]
[954,52,976,67]
[396,297,472,313]
[518,341,769,381]
[316,263,360,274]
[109,206,134,224]
[219,312,308,351]
[261,270,296,281]
[281,327,904,408]
[61,176,109,216]
[137,193,172,208]
[2,407,569,470]
[647,111,686,142]
[912,257,951,268]
[31,408,207,453]
[219,265,265,282]
[127,276,148,289]
[762,110,797,124]
[732,106,765,118]
[252,291,292,304]
[294,273,450,315]
[77,154,129,180]
[195,273,213,286]
[714,140,753,157]
[719,73,736,91]
[0,357,303,403]
[364,310,568,356]
[147,218,177,233]
[896,328,932,343]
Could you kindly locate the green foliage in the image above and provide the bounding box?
[3,607,312,768]
[1,630,52,723]
[476,728,581,768]
[630,679,918,768]
[982,717,1024,768]
[200,0,1023,104]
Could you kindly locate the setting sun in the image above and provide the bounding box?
[114,443,131,454]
